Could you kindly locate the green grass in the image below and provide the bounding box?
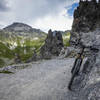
[0,59,5,68]
[0,42,14,59]
[0,30,47,67]
[12,38,45,62]
[20,53,33,62]
[0,70,14,74]
[0,36,46,65]
[63,32,71,47]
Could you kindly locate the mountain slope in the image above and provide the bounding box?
[0,23,47,66]
[3,22,46,38]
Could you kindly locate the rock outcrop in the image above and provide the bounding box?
[72,0,100,32]
[69,0,100,99]
[67,30,100,100]
[40,29,64,59]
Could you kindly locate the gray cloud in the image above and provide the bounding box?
[13,0,78,22]
[0,0,79,30]
[0,0,9,12]
[12,0,67,22]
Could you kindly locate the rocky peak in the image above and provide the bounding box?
[72,0,100,32]
[3,22,32,32]
[3,22,44,33]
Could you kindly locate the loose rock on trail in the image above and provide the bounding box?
[0,58,74,100]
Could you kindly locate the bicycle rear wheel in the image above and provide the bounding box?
[68,59,82,90]
[68,71,76,90]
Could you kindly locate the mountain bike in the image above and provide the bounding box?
[68,41,99,90]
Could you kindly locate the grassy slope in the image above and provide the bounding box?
[0,30,70,68]
[0,31,46,67]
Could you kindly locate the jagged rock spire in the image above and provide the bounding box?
[80,0,97,3]
[40,31,64,59]
[91,0,97,3]
[80,0,84,2]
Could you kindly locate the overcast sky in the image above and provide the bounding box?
[0,0,79,32]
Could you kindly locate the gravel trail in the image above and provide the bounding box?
[0,58,74,100]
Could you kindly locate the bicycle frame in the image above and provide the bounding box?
[68,40,99,90]
[68,47,85,90]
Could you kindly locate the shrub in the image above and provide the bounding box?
[0,59,5,68]
[63,32,71,47]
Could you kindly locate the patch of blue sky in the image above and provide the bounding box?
[67,3,79,16]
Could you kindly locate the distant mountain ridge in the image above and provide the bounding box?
[0,22,71,67]
[1,22,47,39]
[0,22,47,51]
[3,22,44,34]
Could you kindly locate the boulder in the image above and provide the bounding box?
[59,47,80,58]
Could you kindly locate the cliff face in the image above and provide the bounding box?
[69,0,100,100]
[72,0,100,32]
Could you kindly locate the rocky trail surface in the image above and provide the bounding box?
[0,58,74,100]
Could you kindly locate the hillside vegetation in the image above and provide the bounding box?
[0,32,46,67]
[0,23,70,67]
[63,32,71,46]
[0,23,47,67]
